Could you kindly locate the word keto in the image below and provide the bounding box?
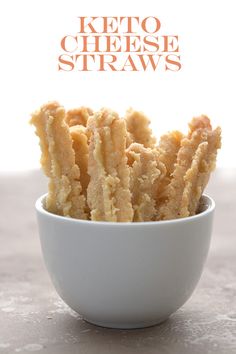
[58,17,182,72]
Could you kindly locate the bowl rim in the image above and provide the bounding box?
[35,193,215,227]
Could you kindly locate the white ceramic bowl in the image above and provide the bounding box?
[35,194,215,329]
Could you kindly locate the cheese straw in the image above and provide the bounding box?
[157,116,221,220]
[31,102,221,222]
[70,125,90,196]
[127,143,166,221]
[179,125,221,217]
[156,130,183,204]
[30,101,87,219]
[65,107,93,127]
[87,109,133,222]
[125,109,156,148]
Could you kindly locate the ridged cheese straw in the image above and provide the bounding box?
[180,126,221,217]
[87,109,133,222]
[65,107,93,127]
[156,130,183,204]
[70,125,90,196]
[30,101,87,219]
[127,143,166,221]
[157,115,221,220]
[125,109,156,148]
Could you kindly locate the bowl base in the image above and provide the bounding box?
[83,316,169,329]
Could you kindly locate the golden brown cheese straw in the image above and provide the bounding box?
[180,126,221,217]
[127,143,166,221]
[65,107,93,127]
[179,142,208,217]
[157,116,221,220]
[30,106,52,177]
[156,130,183,203]
[87,109,133,222]
[70,125,90,196]
[125,109,156,148]
[30,101,87,219]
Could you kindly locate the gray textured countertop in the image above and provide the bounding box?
[0,169,235,354]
